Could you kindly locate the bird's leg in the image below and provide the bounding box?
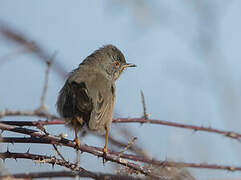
[73,118,81,149]
[102,126,110,163]
[103,126,109,155]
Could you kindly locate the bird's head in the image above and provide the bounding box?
[99,44,136,80]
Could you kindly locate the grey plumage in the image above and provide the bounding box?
[56,44,136,152]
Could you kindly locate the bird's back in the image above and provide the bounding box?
[57,64,116,133]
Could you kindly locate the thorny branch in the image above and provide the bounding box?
[0,123,241,173]
[0,110,149,158]
[113,118,241,140]
[37,124,66,161]
[0,152,143,180]
[2,135,148,159]
[0,122,164,179]
[0,171,143,180]
[0,151,94,176]
[1,110,241,141]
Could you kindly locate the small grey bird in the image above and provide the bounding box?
[56,45,136,155]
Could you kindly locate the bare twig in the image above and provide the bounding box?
[0,109,59,120]
[109,134,150,158]
[118,137,138,157]
[114,125,151,159]
[90,133,149,158]
[52,144,66,162]
[141,90,149,119]
[39,52,57,111]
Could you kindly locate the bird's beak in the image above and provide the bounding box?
[124,63,137,68]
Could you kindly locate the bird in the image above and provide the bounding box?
[56,44,136,156]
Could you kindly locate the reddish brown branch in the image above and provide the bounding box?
[0,120,63,126]
[1,137,51,144]
[1,109,241,140]
[0,151,95,177]
[0,109,59,120]
[113,118,241,140]
[0,171,143,180]
[3,135,149,159]
[0,118,149,158]
[0,123,162,179]
[1,124,241,173]
[0,152,144,180]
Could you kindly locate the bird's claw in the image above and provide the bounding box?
[74,137,81,149]
[102,147,108,164]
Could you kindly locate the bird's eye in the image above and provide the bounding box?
[114,61,120,67]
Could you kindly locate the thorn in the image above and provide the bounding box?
[6,146,10,153]
[192,129,197,134]
[26,147,31,154]
[140,90,150,121]
[37,124,47,134]
[0,130,4,135]
[226,132,238,139]
[228,167,236,171]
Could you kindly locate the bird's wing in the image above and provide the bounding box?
[70,81,93,114]
[87,74,115,132]
[57,80,93,125]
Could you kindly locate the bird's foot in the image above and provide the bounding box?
[102,147,108,164]
[74,137,81,149]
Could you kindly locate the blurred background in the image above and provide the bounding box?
[0,1,241,179]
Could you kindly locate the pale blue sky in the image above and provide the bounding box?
[1,1,241,179]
